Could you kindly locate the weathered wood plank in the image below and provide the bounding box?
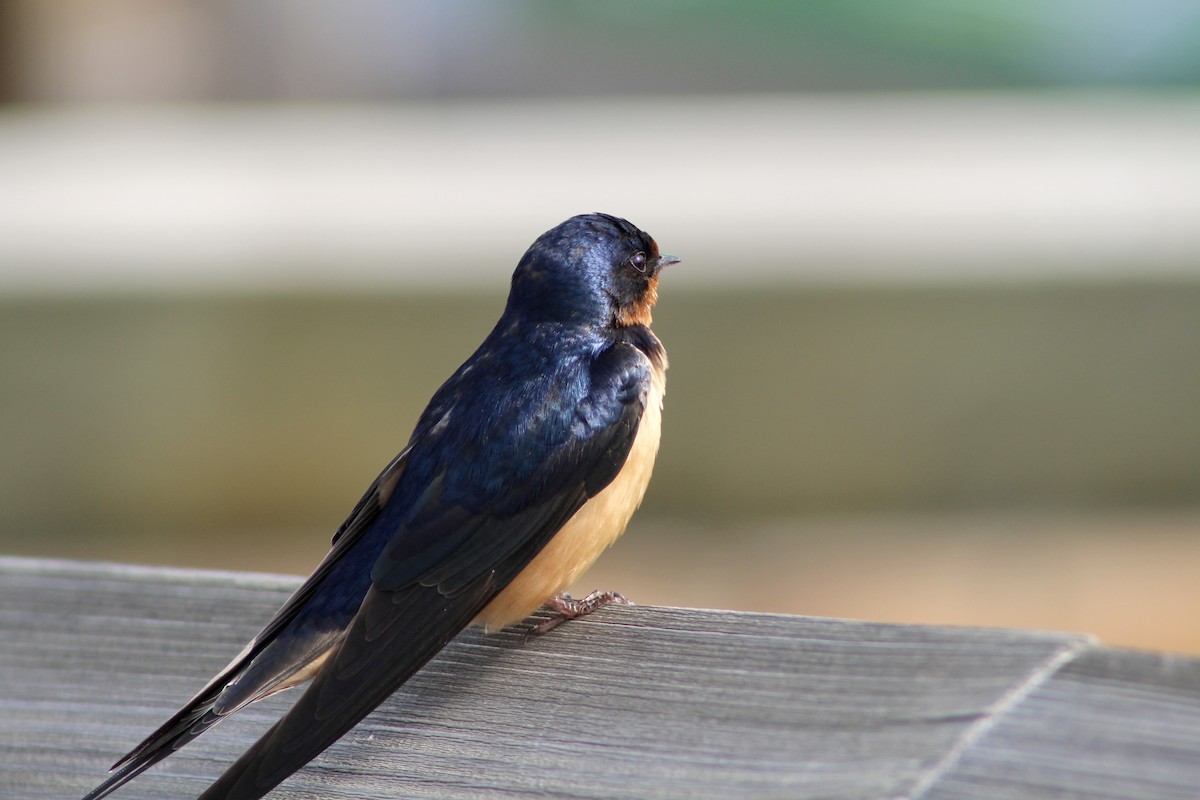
[921,648,1200,800]
[1,556,1197,800]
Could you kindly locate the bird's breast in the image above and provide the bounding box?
[474,359,666,632]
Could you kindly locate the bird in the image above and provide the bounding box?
[82,213,677,800]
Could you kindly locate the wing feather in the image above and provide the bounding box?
[86,336,656,800]
[195,341,654,800]
[82,449,411,800]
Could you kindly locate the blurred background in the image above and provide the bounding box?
[2,1,1199,654]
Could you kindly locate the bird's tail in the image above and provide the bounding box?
[81,689,228,800]
[195,581,492,800]
[80,633,337,800]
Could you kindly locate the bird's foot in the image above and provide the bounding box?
[530,590,633,636]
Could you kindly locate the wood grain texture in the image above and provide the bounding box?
[1,556,1197,800]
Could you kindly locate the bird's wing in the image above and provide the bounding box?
[196,341,653,800]
[82,448,411,800]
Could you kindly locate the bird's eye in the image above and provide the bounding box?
[628,251,648,273]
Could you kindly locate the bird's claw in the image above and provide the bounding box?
[529,590,633,637]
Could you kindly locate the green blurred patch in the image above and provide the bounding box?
[1,280,1198,562]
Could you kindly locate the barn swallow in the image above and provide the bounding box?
[82,213,676,800]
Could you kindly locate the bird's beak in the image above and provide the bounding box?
[657,254,681,268]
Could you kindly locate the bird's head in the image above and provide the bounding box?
[506,213,679,328]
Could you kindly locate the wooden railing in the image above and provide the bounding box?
[3,556,1198,799]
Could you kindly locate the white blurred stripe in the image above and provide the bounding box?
[1,94,1199,291]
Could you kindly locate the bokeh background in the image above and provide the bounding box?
[3,2,1199,654]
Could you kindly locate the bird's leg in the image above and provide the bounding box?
[530,590,633,636]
